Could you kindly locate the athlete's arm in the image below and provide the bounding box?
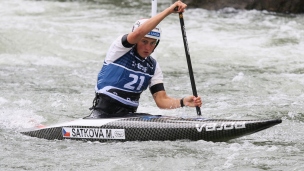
[127,1,187,44]
[152,90,202,109]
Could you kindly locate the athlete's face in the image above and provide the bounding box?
[136,37,157,58]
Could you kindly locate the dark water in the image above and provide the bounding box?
[0,0,303,170]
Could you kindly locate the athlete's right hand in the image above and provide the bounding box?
[170,1,187,13]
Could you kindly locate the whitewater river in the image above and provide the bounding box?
[1,0,303,170]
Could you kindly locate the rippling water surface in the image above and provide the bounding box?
[1,0,303,170]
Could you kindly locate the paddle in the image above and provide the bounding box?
[175,7,202,116]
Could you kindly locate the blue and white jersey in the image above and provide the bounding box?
[96,35,163,107]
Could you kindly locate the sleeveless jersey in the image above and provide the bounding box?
[95,35,163,108]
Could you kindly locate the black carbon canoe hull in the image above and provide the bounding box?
[21,115,282,142]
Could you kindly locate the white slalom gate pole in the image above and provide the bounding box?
[151,0,157,17]
[151,0,158,58]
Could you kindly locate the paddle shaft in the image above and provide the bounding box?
[177,12,202,116]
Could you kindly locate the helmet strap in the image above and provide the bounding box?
[152,40,160,53]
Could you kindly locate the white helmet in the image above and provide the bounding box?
[132,19,162,40]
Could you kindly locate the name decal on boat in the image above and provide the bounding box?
[195,122,246,132]
[62,127,125,139]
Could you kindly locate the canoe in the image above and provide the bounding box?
[21,113,282,142]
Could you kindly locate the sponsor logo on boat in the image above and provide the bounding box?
[195,122,246,132]
[62,127,125,139]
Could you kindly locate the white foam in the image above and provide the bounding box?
[22,2,46,14]
[0,109,46,130]
[232,72,244,82]
[32,56,72,66]
[13,99,32,107]
[0,97,8,106]
[0,54,72,66]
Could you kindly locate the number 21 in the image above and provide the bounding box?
[124,74,145,90]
